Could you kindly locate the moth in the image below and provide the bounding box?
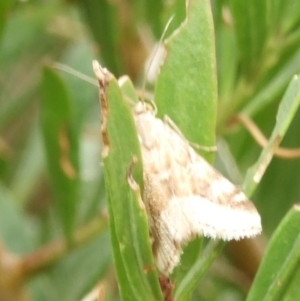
[93,61,262,276]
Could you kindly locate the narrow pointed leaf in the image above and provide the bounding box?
[175,240,224,301]
[244,74,300,197]
[246,205,300,301]
[229,0,269,75]
[101,74,163,300]
[41,66,79,241]
[155,0,217,157]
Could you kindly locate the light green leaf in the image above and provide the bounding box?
[270,0,300,34]
[79,0,121,74]
[118,75,139,103]
[41,66,80,241]
[10,121,45,206]
[228,0,269,75]
[0,183,36,253]
[155,0,217,158]
[244,74,300,197]
[129,0,164,38]
[0,0,13,43]
[100,72,163,301]
[243,48,300,117]
[175,240,224,301]
[246,205,300,301]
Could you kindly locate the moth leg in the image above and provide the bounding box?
[159,274,174,301]
[163,115,217,152]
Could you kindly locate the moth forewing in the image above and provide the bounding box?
[133,102,262,275]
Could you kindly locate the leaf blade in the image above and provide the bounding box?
[244,74,300,197]
[246,205,300,301]
[100,73,163,301]
[41,66,80,241]
[154,0,217,158]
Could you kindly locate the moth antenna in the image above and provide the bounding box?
[141,15,174,104]
[163,115,217,152]
[52,62,98,86]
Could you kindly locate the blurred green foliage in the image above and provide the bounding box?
[1,0,300,300]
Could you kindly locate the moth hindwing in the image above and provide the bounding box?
[133,101,261,275]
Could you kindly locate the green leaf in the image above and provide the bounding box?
[118,75,139,103]
[244,74,300,197]
[155,0,217,158]
[41,66,79,241]
[143,0,164,38]
[172,238,203,284]
[29,233,110,301]
[243,48,300,117]
[0,183,36,253]
[79,0,121,75]
[0,0,13,43]
[10,121,45,205]
[108,207,136,300]
[154,0,219,294]
[129,0,164,38]
[216,24,238,100]
[175,240,224,301]
[101,73,163,301]
[270,1,300,34]
[246,205,300,301]
[228,0,269,76]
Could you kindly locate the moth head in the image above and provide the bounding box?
[134,101,157,116]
